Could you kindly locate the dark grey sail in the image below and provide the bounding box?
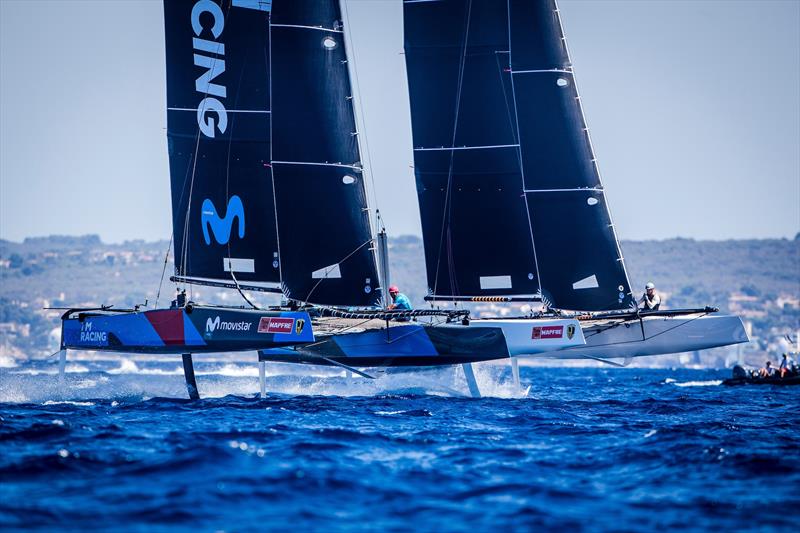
[165,0,279,289]
[403,0,633,310]
[164,0,380,307]
[270,0,381,307]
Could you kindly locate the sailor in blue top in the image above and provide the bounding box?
[387,285,412,311]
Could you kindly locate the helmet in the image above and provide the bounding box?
[645,282,655,290]
[388,285,400,294]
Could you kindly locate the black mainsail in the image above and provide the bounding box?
[165,0,278,289]
[403,0,633,311]
[164,0,380,307]
[270,0,380,307]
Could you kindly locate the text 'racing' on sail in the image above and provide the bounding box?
[165,0,381,307]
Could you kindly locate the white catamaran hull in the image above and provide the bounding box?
[529,313,749,360]
[459,318,586,356]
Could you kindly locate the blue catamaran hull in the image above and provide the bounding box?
[61,306,313,354]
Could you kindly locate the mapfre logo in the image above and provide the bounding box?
[532,325,564,340]
[258,317,294,334]
[206,315,252,334]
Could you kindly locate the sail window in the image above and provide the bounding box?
[322,36,338,50]
[479,275,512,290]
[572,275,599,290]
[556,78,569,87]
[587,197,599,206]
[223,258,255,273]
[342,175,356,185]
[312,263,342,279]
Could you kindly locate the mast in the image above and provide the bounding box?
[377,229,392,309]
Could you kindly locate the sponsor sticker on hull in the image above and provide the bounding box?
[79,321,107,344]
[258,317,295,334]
[532,325,564,340]
[206,316,252,334]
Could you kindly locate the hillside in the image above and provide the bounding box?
[0,234,797,363]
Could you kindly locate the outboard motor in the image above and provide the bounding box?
[732,365,747,379]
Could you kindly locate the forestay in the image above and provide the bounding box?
[164,0,380,307]
[403,0,633,311]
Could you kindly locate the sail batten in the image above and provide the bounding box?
[414,144,520,152]
[404,0,632,310]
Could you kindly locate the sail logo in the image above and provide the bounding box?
[206,315,252,334]
[191,0,228,137]
[532,325,563,340]
[201,196,245,245]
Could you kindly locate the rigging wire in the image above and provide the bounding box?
[341,0,382,229]
[174,2,239,306]
[223,59,258,310]
[302,238,374,305]
[154,235,173,308]
[341,0,386,304]
[267,13,284,297]
[505,0,543,302]
[432,0,473,300]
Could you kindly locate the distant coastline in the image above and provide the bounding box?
[1,234,797,367]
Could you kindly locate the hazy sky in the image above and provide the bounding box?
[1,0,798,244]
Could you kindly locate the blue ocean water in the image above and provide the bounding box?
[1,358,798,532]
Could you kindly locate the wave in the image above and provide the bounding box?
[672,380,723,388]
[0,364,521,402]
[10,363,91,376]
[197,364,260,378]
[106,359,140,375]
[0,354,19,368]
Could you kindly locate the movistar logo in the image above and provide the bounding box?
[206,315,251,334]
[201,196,245,245]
